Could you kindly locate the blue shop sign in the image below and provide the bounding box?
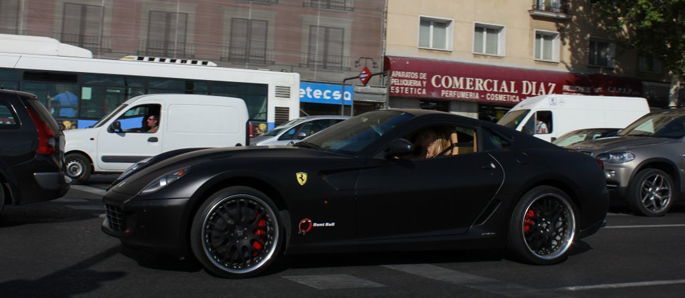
[300,82,353,105]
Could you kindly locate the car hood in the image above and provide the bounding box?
[571,135,672,152]
[109,145,351,195]
[64,127,97,138]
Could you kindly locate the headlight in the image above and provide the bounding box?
[140,167,190,194]
[597,152,635,164]
[119,157,152,181]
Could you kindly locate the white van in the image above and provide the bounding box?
[497,94,650,142]
[64,94,248,183]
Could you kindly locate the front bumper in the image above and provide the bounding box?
[603,163,633,200]
[101,190,191,256]
[575,181,610,240]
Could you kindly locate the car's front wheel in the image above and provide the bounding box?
[190,186,282,278]
[65,153,91,184]
[627,168,674,217]
[508,186,577,265]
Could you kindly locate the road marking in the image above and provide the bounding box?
[283,274,385,289]
[70,185,107,196]
[383,264,575,298]
[561,279,685,291]
[604,224,685,229]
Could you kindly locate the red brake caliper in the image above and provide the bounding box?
[252,213,267,255]
[524,209,535,233]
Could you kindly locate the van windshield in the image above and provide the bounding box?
[93,104,128,128]
[497,109,530,129]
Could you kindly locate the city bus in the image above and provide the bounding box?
[0,34,300,131]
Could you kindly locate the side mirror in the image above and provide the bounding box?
[550,137,557,142]
[108,121,122,133]
[384,138,415,159]
[297,132,308,140]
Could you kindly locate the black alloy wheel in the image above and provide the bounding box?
[65,153,91,184]
[508,186,576,265]
[628,168,674,217]
[191,186,282,278]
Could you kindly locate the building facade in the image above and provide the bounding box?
[0,0,387,116]
[384,0,673,122]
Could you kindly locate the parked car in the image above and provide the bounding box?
[102,109,608,278]
[498,94,649,142]
[552,128,621,147]
[0,89,69,216]
[249,115,349,146]
[64,94,249,183]
[571,109,685,216]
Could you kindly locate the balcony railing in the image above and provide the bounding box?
[220,46,275,65]
[301,53,350,70]
[303,0,354,12]
[529,1,570,20]
[56,33,111,53]
[139,40,195,59]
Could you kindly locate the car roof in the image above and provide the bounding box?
[298,115,350,120]
[0,88,37,99]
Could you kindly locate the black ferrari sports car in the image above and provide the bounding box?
[102,109,609,278]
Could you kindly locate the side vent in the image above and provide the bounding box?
[120,55,218,67]
[275,107,290,125]
[275,86,291,98]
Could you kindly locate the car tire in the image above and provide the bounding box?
[508,186,577,265]
[627,168,674,217]
[65,153,92,184]
[190,186,282,278]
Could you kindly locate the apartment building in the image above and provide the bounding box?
[0,0,386,116]
[384,0,672,121]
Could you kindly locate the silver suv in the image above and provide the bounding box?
[250,115,349,146]
[571,109,685,217]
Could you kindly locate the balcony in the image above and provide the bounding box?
[303,0,354,12]
[57,33,111,54]
[139,40,195,59]
[301,53,351,70]
[529,1,570,20]
[220,46,275,65]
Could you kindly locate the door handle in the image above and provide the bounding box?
[148,137,158,143]
[481,162,495,169]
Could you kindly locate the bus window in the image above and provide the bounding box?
[22,82,80,119]
[81,74,146,120]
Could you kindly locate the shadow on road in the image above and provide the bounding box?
[121,246,203,273]
[0,246,125,298]
[0,202,101,228]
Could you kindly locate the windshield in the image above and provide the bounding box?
[300,110,413,154]
[497,109,530,129]
[265,117,306,136]
[93,104,128,128]
[620,112,685,139]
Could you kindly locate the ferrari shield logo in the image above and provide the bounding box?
[296,172,308,186]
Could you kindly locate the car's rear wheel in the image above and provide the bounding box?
[508,186,576,265]
[627,168,674,217]
[65,153,91,184]
[190,186,282,278]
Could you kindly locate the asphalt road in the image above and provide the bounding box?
[2,176,685,298]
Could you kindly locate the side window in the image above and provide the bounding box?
[402,124,478,160]
[535,111,553,134]
[0,100,19,129]
[278,124,301,141]
[481,127,511,151]
[116,104,161,133]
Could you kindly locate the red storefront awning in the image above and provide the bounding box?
[384,56,643,105]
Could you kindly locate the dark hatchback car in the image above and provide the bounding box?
[0,89,69,216]
[102,109,608,278]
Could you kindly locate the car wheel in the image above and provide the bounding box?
[190,186,282,278]
[627,168,674,217]
[65,153,92,184]
[508,186,577,265]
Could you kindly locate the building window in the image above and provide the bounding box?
[533,0,564,12]
[534,30,559,62]
[303,0,354,12]
[474,23,505,56]
[307,25,344,69]
[588,39,614,67]
[61,3,105,51]
[0,0,20,34]
[639,55,662,73]
[228,19,269,64]
[146,11,189,58]
[419,17,452,50]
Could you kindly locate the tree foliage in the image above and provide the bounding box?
[592,0,685,78]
